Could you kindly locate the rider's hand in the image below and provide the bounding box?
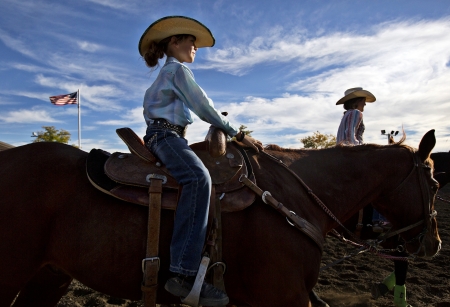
[237,133,263,152]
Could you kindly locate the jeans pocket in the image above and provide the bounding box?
[146,132,158,150]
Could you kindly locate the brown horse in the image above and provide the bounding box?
[0,130,440,307]
[312,147,450,306]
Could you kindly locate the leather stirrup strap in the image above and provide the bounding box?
[354,209,364,238]
[240,175,324,252]
[210,189,226,294]
[141,178,163,307]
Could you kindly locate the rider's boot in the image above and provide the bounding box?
[165,273,229,306]
[394,284,412,307]
[371,271,395,299]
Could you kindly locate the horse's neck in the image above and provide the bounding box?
[259,147,409,231]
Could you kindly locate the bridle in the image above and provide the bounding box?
[379,151,438,257]
[249,149,438,259]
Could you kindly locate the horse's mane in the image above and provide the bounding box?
[264,138,436,167]
[266,129,414,154]
[265,137,414,154]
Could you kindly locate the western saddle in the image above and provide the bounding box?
[87,126,325,307]
[86,126,257,307]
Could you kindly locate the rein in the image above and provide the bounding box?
[397,152,437,257]
[245,149,436,263]
[256,150,379,249]
[437,195,450,203]
[330,151,437,264]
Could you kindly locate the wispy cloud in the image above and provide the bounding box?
[0,12,145,105]
[96,107,144,125]
[77,41,103,52]
[9,63,55,74]
[0,29,39,60]
[0,108,62,124]
[192,18,450,150]
[83,0,142,14]
[199,19,450,77]
[34,74,125,111]
[1,0,449,153]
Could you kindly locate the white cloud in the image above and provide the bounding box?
[97,107,143,125]
[191,18,450,151]
[77,41,103,52]
[198,19,450,76]
[2,6,450,154]
[34,74,125,111]
[0,108,61,124]
[2,32,145,106]
[0,29,38,60]
[10,63,52,73]
[83,0,141,13]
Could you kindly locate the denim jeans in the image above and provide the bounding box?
[145,125,211,276]
[372,208,387,223]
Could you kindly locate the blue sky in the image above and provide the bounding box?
[1,0,450,153]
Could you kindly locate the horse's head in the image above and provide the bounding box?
[374,130,441,259]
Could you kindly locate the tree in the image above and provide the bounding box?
[300,131,336,149]
[239,124,253,137]
[32,126,71,144]
[230,124,253,141]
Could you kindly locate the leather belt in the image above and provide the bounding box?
[150,118,187,137]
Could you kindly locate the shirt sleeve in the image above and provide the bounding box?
[172,65,239,137]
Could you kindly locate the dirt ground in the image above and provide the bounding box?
[57,187,450,307]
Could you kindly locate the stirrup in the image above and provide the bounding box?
[180,256,210,307]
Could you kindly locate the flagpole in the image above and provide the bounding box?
[78,89,81,149]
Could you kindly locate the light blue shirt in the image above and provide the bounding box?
[143,57,239,137]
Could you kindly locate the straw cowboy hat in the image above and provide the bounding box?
[138,16,215,56]
[336,87,376,105]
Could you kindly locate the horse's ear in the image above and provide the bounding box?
[418,129,436,162]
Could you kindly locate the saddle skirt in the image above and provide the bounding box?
[87,128,256,212]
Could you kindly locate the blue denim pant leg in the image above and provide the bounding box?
[372,209,387,222]
[145,127,211,276]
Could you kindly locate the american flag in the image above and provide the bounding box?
[49,92,78,105]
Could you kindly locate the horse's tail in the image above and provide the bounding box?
[395,127,407,145]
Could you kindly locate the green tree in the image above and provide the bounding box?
[300,131,336,149]
[239,124,253,137]
[32,126,71,144]
[230,124,254,141]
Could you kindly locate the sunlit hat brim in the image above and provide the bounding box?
[336,89,376,105]
[139,16,215,56]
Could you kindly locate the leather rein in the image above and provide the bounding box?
[243,149,437,260]
[437,195,450,203]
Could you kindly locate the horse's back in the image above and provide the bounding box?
[0,142,87,212]
[0,143,88,299]
[3,141,88,186]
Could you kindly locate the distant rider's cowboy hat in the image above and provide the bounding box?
[335,87,376,105]
[139,16,215,56]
